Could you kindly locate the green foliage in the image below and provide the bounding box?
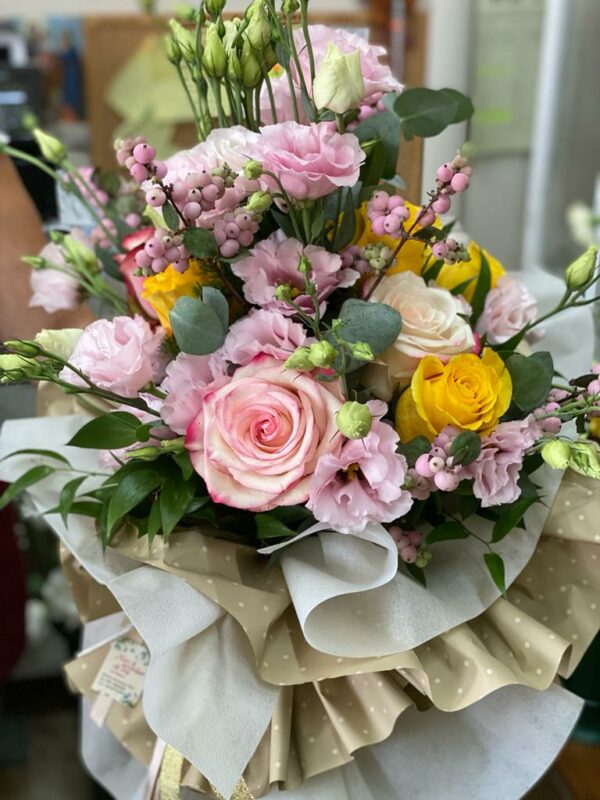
[160,474,198,540]
[469,248,491,326]
[505,351,554,413]
[255,513,296,540]
[58,476,87,526]
[332,188,358,251]
[353,111,402,180]
[106,468,163,541]
[426,520,469,544]
[67,411,144,449]
[449,431,481,467]
[0,465,55,511]
[484,552,506,595]
[162,202,181,231]
[170,291,228,355]
[333,299,402,367]
[393,87,474,139]
[1,448,71,467]
[397,436,430,467]
[491,496,538,543]
[182,227,219,259]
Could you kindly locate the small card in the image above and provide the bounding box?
[92,636,150,707]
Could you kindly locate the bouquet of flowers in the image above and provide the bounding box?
[1,3,599,798]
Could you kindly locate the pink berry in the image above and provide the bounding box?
[370,191,389,212]
[130,163,149,183]
[171,181,188,204]
[434,471,460,492]
[418,209,436,228]
[172,259,188,273]
[432,242,449,260]
[151,257,168,272]
[164,246,181,262]
[116,148,130,166]
[450,172,470,192]
[124,155,136,170]
[146,188,166,207]
[133,143,156,164]
[134,250,152,269]
[428,456,445,474]
[414,453,434,478]
[436,164,454,183]
[188,170,212,189]
[371,216,387,236]
[432,195,452,214]
[183,202,202,220]
[201,183,221,204]
[399,545,417,564]
[213,227,227,246]
[407,531,422,546]
[383,215,402,234]
[154,161,168,180]
[543,418,561,435]
[225,222,240,238]
[220,239,240,258]
[235,213,253,230]
[125,213,141,227]
[388,195,405,210]
[391,205,410,221]
[144,239,165,258]
[238,229,254,247]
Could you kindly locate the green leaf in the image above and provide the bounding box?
[1,448,71,467]
[334,298,402,364]
[159,475,196,540]
[439,88,475,123]
[202,286,229,330]
[449,431,481,467]
[46,499,103,520]
[147,499,162,544]
[450,277,476,296]
[426,520,469,545]
[421,258,445,282]
[170,295,228,355]
[162,202,180,231]
[106,468,162,537]
[491,496,538,543]
[469,248,491,326]
[394,88,458,139]
[506,351,554,413]
[183,227,218,259]
[353,111,402,179]
[333,188,358,251]
[255,512,296,541]
[67,411,143,449]
[359,138,386,188]
[96,246,122,281]
[484,552,506,595]
[173,450,194,481]
[270,208,296,238]
[397,435,431,467]
[58,475,87,526]
[459,492,480,520]
[405,563,427,586]
[0,465,55,511]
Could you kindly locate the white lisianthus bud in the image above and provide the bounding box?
[169,19,196,63]
[336,400,372,439]
[541,439,571,470]
[34,328,83,361]
[313,44,364,115]
[33,129,67,165]
[62,236,98,272]
[0,354,43,382]
[564,246,598,291]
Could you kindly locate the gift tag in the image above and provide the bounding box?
[92,636,150,707]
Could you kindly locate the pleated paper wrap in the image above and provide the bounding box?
[58,465,600,800]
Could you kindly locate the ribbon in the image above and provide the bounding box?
[210,778,256,800]
[158,745,184,800]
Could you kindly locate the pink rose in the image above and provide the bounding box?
[60,316,165,397]
[116,228,159,320]
[216,309,308,368]
[160,353,217,435]
[307,414,413,534]
[476,276,537,345]
[293,25,403,102]
[464,419,540,507]
[250,121,365,200]
[231,232,359,315]
[185,355,343,511]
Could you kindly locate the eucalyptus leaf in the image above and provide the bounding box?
[394,88,457,139]
[170,295,228,355]
[449,431,481,467]
[335,299,402,364]
[506,351,554,413]
[353,111,402,179]
[439,87,475,123]
[397,436,431,467]
[202,286,229,330]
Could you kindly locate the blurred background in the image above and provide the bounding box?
[0,1,598,798]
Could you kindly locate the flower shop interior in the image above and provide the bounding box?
[0,1,599,799]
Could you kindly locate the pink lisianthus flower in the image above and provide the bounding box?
[231,232,359,315]
[77,166,110,211]
[292,25,403,102]
[59,316,165,397]
[249,121,365,200]
[215,308,308,369]
[307,414,413,534]
[475,276,537,345]
[29,233,93,314]
[185,355,343,512]
[464,418,541,507]
[160,353,219,435]
[163,126,261,180]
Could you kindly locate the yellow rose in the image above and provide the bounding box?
[353,201,441,276]
[435,242,505,302]
[142,259,222,334]
[395,348,512,442]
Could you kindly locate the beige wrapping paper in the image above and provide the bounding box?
[63,467,600,799]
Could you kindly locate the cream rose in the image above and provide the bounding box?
[185,355,343,511]
[367,271,475,394]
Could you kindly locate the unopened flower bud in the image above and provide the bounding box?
[309,341,336,368]
[205,0,226,16]
[243,160,263,179]
[282,0,299,13]
[565,246,598,291]
[0,353,44,381]
[169,19,196,62]
[285,346,314,371]
[63,235,98,271]
[3,340,41,357]
[241,37,262,88]
[541,439,571,470]
[274,283,294,302]
[298,255,312,275]
[350,341,374,362]
[246,0,272,50]
[246,190,272,214]
[336,401,373,439]
[33,128,67,164]
[21,255,45,269]
[165,35,182,64]
[174,3,197,21]
[227,49,243,81]
[34,328,83,360]
[203,24,227,78]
